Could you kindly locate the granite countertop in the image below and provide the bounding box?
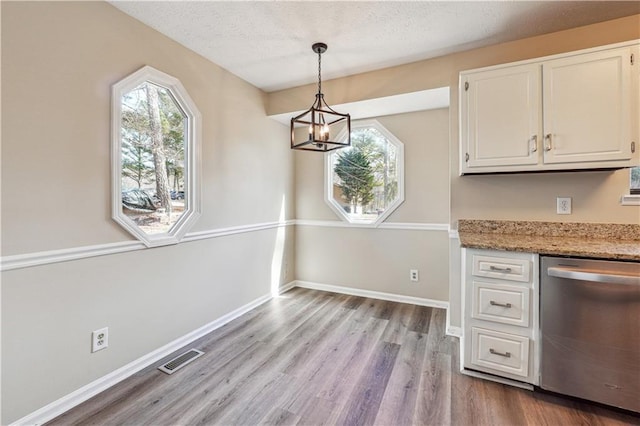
[457,220,640,261]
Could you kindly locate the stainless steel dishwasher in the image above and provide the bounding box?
[540,256,640,412]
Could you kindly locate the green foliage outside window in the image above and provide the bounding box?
[121,82,185,197]
[631,166,640,194]
[335,149,375,214]
[332,127,398,219]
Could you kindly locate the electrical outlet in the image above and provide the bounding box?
[410,269,419,282]
[557,197,572,215]
[92,327,109,353]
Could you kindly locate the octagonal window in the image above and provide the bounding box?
[325,120,404,225]
[112,66,201,247]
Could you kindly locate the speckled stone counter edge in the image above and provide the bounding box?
[457,220,640,241]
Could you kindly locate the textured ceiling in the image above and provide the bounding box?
[109,1,640,92]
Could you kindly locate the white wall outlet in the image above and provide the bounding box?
[92,327,109,353]
[410,269,419,282]
[556,197,572,214]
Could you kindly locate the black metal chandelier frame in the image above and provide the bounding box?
[290,43,351,152]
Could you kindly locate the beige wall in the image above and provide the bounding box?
[2,229,295,423]
[270,14,640,225]
[2,2,295,256]
[294,109,451,302]
[1,2,294,423]
[272,15,640,330]
[296,109,450,223]
[296,226,449,301]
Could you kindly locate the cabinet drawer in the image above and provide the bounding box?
[472,254,531,283]
[471,327,529,378]
[471,281,530,327]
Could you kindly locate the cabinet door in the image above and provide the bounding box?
[461,64,541,172]
[542,47,633,164]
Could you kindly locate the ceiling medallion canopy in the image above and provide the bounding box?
[290,43,351,152]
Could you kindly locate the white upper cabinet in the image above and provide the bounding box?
[463,64,540,169]
[542,48,631,164]
[460,42,639,174]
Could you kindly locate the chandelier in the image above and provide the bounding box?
[290,43,351,152]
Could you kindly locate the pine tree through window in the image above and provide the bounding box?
[326,121,404,225]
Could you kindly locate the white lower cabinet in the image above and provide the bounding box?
[470,327,530,378]
[462,249,539,385]
[471,281,530,327]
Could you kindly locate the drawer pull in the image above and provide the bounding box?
[489,300,512,308]
[489,348,512,358]
[489,266,512,273]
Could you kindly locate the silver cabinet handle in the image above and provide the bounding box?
[544,133,552,151]
[547,266,640,286]
[489,265,512,273]
[530,135,538,153]
[490,348,511,358]
[490,301,512,308]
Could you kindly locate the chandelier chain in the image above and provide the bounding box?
[317,49,322,95]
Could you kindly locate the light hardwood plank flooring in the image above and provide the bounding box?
[48,288,639,425]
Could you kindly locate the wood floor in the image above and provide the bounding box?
[49,288,639,425]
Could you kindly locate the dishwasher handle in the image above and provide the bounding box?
[547,266,640,286]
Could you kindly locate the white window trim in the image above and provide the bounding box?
[324,119,405,226]
[620,166,640,205]
[621,194,640,206]
[111,65,202,247]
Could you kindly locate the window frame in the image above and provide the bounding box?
[111,65,202,247]
[324,119,405,226]
[630,166,640,195]
[621,165,640,205]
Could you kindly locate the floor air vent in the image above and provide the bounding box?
[158,349,204,375]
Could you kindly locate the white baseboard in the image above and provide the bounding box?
[10,281,296,426]
[277,280,297,295]
[294,280,449,310]
[444,304,462,337]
